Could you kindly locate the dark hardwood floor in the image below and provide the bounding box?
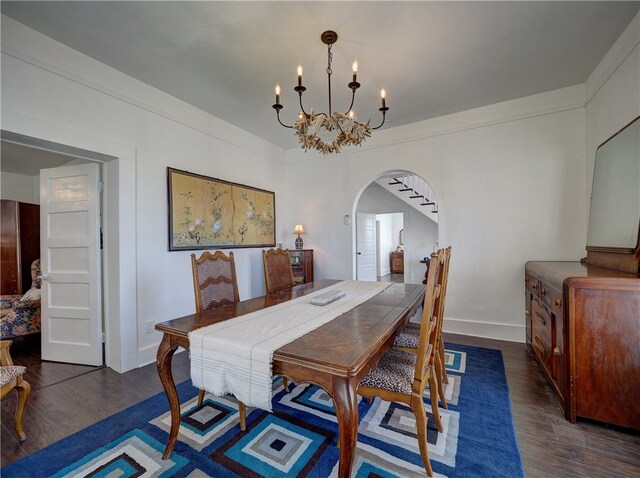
[2,335,103,390]
[2,333,639,476]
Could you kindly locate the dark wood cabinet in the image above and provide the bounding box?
[525,261,639,429]
[390,251,404,273]
[289,249,313,285]
[1,200,40,295]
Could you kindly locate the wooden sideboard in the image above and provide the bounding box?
[390,251,404,273]
[525,261,640,429]
[290,249,313,285]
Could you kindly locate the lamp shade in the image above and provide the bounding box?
[293,224,305,235]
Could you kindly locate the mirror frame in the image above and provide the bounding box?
[585,115,640,273]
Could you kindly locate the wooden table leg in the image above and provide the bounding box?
[332,376,359,478]
[156,333,180,460]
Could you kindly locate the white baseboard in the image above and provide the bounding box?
[137,342,185,368]
[137,343,158,368]
[442,317,526,343]
[379,267,391,276]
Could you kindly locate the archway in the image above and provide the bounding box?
[352,170,439,284]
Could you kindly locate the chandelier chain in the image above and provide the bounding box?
[327,42,333,116]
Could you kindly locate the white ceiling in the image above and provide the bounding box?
[1,1,638,153]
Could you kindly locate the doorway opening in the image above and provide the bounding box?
[1,138,108,382]
[354,171,439,284]
[1,131,130,375]
[376,212,405,283]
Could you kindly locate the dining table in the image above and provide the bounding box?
[155,279,424,478]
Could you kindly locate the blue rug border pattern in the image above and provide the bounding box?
[2,342,524,478]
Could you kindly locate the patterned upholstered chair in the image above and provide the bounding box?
[357,248,446,478]
[190,250,246,428]
[262,248,294,294]
[0,340,30,441]
[394,246,452,408]
[1,259,42,339]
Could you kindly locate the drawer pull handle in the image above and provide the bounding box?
[553,347,562,356]
[555,299,562,308]
[532,283,538,290]
[540,287,547,296]
[525,309,531,316]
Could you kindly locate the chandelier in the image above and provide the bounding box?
[272,30,389,155]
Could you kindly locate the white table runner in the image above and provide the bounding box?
[189,280,392,411]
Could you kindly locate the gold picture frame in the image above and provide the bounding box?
[167,167,275,251]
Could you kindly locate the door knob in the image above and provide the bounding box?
[357,252,362,255]
[38,273,48,281]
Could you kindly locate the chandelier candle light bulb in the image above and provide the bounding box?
[272,30,389,155]
[381,88,386,108]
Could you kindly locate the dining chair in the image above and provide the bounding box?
[191,251,246,429]
[261,248,295,392]
[262,248,295,294]
[357,248,445,477]
[191,250,240,312]
[394,246,452,409]
[0,340,30,441]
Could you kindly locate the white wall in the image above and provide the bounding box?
[286,87,587,341]
[0,171,39,203]
[1,16,285,368]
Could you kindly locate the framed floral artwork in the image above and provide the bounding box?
[167,167,275,251]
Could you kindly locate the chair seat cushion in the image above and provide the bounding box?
[1,366,26,386]
[359,348,416,395]
[393,324,420,349]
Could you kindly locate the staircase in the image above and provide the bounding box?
[375,174,439,223]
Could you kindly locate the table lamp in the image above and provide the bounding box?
[293,224,305,250]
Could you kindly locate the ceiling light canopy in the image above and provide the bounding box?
[273,30,389,155]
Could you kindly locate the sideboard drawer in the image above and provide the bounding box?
[531,299,553,374]
[525,272,537,292]
[539,281,563,313]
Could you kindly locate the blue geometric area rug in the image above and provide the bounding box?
[2,343,524,477]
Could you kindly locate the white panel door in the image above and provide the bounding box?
[40,163,103,365]
[356,212,377,281]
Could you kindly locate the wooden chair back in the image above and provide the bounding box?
[191,251,239,312]
[414,248,446,393]
[262,248,294,294]
[431,247,452,361]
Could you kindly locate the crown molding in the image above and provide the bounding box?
[284,84,586,164]
[1,18,284,161]
[585,11,640,106]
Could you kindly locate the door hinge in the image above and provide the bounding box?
[101,332,106,343]
[98,181,104,192]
